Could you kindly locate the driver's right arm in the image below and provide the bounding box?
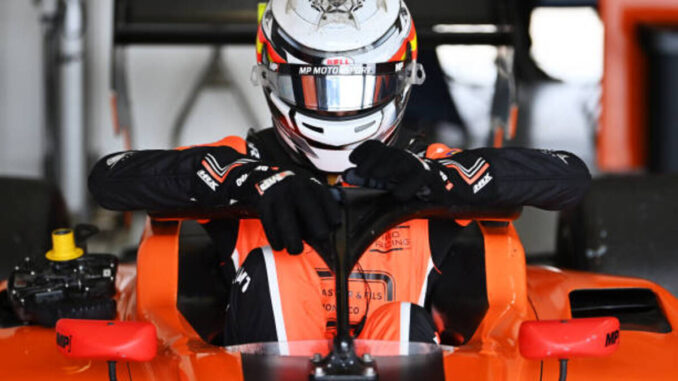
[88,140,252,211]
[88,137,340,254]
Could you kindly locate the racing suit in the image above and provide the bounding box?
[89,127,591,346]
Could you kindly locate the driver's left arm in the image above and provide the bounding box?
[422,143,592,211]
[348,141,591,211]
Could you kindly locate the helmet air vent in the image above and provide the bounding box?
[302,123,325,134]
[354,121,376,133]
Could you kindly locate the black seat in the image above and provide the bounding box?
[177,220,231,345]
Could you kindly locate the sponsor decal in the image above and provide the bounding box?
[297,65,376,76]
[235,173,249,187]
[438,171,453,191]
[254,165,270,172]
[106,152,135,168]
[370,229,411,254]
[540,149,570,165]
[247,142,261,159]
[255,171,295,195]
[234,268,251,293]
[440,157,490,185]
[322,57,355,65]
[605,330,620,346]
[473,173,493,194]
[56,332,72,352]
[197,169,218,191]
[202,155,255,184]
[316,268,393,330]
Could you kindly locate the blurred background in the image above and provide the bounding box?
[1,0,678,292]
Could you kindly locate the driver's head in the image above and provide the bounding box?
[252,0,425,173]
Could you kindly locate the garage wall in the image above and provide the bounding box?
[0,0,45,178]
[0,0,270,179]
[86,0,271,155]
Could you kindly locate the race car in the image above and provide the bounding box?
[0,186,676,380]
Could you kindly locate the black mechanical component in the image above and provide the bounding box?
[7,226,118,327]
[557,175,678,296]
[559,359,568,381]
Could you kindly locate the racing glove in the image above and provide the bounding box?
[348,140,591,210]
[193,153,341,255]
[90,146,340,255]
[347,140,464,203]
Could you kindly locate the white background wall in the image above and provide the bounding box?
[0,0,270,179]
[0,0,46,177]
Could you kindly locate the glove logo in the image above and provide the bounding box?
[236,173,249,187]
[256,171,295,195]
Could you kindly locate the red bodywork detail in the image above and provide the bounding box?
[519,317,621,360]
[56,319,157,362]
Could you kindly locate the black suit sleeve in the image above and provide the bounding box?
[88,146,248,211]
[431,147,591,210]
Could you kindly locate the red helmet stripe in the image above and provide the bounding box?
[266,43,287,63]
[256,24,288,64]
[388,23,418,62]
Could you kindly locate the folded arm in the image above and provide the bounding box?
[349,141,592,211]
[88,145,252,211]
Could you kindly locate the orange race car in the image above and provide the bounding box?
[0,187,676,381]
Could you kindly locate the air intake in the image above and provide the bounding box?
[569,288,671,333]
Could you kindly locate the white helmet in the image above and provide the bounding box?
[252,0,425,173]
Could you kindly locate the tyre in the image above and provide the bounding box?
[557,175,678,296]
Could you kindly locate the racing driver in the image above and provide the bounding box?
[89,0,591,347]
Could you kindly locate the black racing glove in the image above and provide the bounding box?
[347,140,494,205]
[194,155,340,255]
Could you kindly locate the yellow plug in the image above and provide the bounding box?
[45,228,84,261]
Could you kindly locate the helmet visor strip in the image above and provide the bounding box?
[253,61,425,112]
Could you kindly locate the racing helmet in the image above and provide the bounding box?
[252,0,426,173]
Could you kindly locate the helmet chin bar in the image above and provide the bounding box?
[269,93,401,173]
